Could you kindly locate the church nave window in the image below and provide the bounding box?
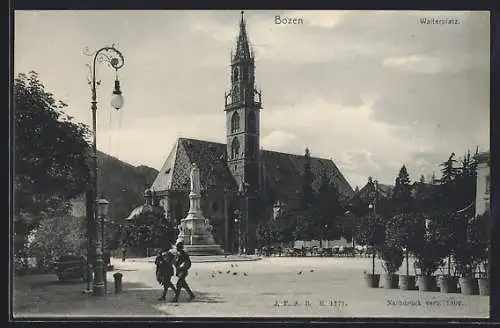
[231,111,240,133]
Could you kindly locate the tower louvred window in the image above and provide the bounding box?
[231,112,240,133]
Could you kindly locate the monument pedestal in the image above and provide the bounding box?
[175,164,224,255]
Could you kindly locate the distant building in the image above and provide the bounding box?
[474,151,490,216]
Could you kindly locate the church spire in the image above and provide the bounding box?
[234,11,252,61]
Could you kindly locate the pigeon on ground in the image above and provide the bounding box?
[235,264,239,267]
[218,270,223,274]
[243,272,248,276]
[233,272,237,275]
[297,271,303,275]
[231,264,234,268]
[211,274,215,278]
[310,269,314,272]
[227,270,231,274]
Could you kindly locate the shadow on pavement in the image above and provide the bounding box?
[121,282,225,304]
[13,275,225,317]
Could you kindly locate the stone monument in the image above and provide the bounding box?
[175,163,224,255]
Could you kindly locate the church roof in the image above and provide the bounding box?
[151,138,238,193]
[261,149,354,201]
[151,138,355,201]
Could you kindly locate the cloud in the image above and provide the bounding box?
[14,10,490,190]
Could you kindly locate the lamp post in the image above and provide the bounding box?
[84,45,125,296]
[97,198,110,293]
[234,210,241,254]
[237,181,249,254]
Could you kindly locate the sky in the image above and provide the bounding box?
[14,10,490,189]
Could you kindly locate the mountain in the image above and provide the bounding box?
[96,151,158,223]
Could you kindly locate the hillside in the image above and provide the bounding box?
[96,151,159,223]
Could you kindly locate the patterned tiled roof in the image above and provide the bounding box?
[151,138,238,193]
[151,138,354,200]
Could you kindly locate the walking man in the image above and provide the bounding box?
[155,249,176,301]
[121,245,127,262]
[173,241,195,302]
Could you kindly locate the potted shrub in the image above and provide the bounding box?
[436,211,463,294]
[473,211,490,296]
[453,213,475,295]
[386,213,419,290]
[357,213,385,288]
[454,212,489,295]
[409,212,448,292]
[380,245,404,289]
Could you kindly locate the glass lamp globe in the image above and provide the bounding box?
[111,93,124,110]
[111,79,124,110]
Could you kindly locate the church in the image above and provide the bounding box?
[149,12,354,253]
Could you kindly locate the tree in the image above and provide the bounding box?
[356,213,385,275]
[454,149,478,214]
[385,213,420,275]
[14,71,91,255]
[315,172,345,240]
[437,153,461,211]
[29,215,87,270]
[409,211,450,276]
[391,165,413,213]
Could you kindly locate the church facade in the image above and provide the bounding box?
[150,12,354,253]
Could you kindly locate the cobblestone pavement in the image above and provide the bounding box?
[13,257,489,318]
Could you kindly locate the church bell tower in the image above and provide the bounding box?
[224,11,262,253]
[225,11,262,194]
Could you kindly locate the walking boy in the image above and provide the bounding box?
[173,241,195,302]
[155,249,176,301]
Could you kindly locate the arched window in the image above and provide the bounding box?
[233,67,239,82]
[248,111,257,133]
[231,137,240,159]
[231,111,240,133]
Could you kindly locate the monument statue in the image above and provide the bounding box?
[190,163,201,194]
[175,163,224,255]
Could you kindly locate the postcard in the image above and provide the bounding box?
[12,9,490,319]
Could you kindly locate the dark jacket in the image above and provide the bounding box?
[155,252,174,285]
[174,250,191,278]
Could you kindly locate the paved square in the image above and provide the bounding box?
[13,257,489,318]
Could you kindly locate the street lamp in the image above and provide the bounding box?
[234,210,241,254]
[238,181,250,254]
[97,198,110,292]
[84,45,125,297]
